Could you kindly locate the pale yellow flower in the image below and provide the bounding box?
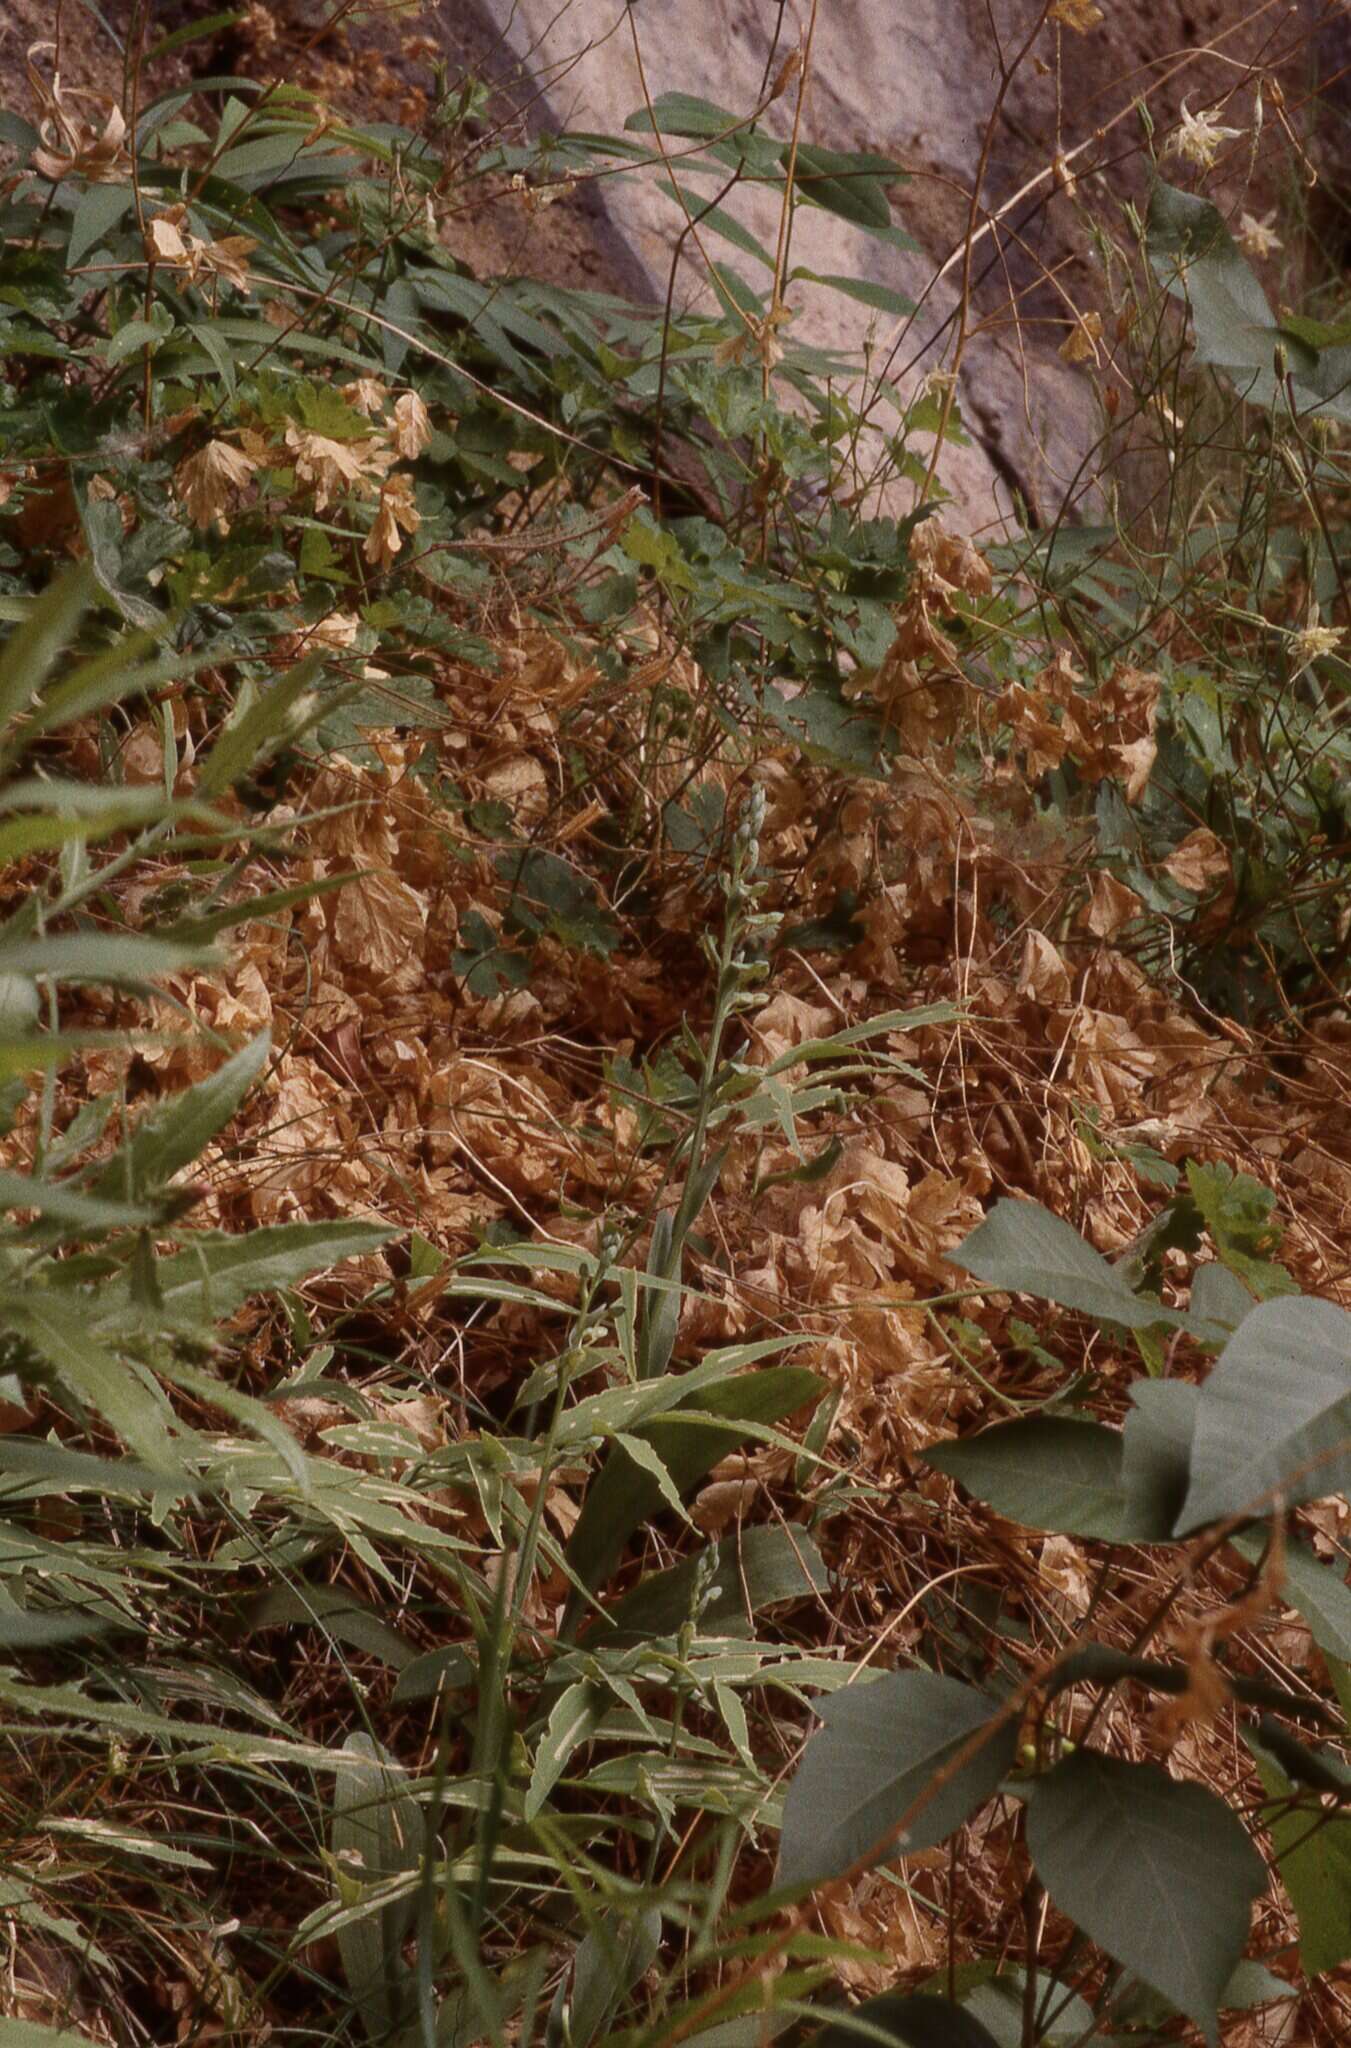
[1168,100,1244,171]
[1049,0,1104,29]
[1288,616,1343,670]
[1237,210,1282,259]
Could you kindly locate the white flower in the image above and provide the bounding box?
[1167,100,1244,171]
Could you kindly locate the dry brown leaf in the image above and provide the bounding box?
[1082,870,1142,937]
[1164,827,1230,892]
[364,473,420,567]
[173,441,256,533]
[392,391,432,459]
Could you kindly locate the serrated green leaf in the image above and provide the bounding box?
[8,1295,183,1472]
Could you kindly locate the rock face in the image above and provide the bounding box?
[469,0,1319,532]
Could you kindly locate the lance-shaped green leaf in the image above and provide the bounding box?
[88,1032,270,1202]
[777,1671,1015,1890]
[330,1733,421,2040]
[812,1992,1000,2048]
[1176,1296,1351,1532]
[564,1364,822,1615]
[1026,1751,1266,2045]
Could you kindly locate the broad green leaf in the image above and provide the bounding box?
[950,1199,1185,1330]
[563,1365,822,1612]
[1190,1259,1256,1336]
[68,182,136,267]
[788,145,902,233]
[524,1680,604,1821]
[1232,1528,1351,1662]
[604,1523,827,1638]
[813,1992,1000,2048]
[89,1031,270,1202]
[1119,1379,1198,1537]
[1026,1751,1266,2045]
[925,1416,1147,1540]
[777,1671,1016,1889]
[1176,1296,1351,1532]
[791,270,917,316]
[1248,1735,1351,1973]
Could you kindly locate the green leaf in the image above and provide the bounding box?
[1026,1751,1266,2045]
[1119,1379,1198,1537]
[563,1364,822,1613]
[0,1168,159,1234]
[624,92,745,139]
[950,1199,1185,1330]
[1248,1735,1351,1973]
[0,1435,192,1496]
[1176,1296,1351,1532]
[0,933,212,986]
[925,1416,1145,1540]
[8,1295,183,1472]
[152,1220,396,1321]
[791,270,917,316]
[524,1680,604,1821]
[557,1908,663,2048]
[777,1671,1016,1889]
[89,1032,270,1202]
[788,145,901,233]
[240,1583,419,1670]
[604,1523,827,1638]
[194,655,323,800]
[1233,1528,1351,1661]
[0,565,95,737]
[330,1733,420,2039]
[812,1993,1001,2048]
[68,184,138,271]
[0,2023,103,2048]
